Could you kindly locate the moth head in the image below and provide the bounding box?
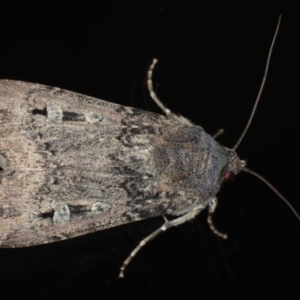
[222,148,246,183]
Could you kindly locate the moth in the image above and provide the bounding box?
[0,15,298,277]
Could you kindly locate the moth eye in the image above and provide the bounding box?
[223,171,234,183]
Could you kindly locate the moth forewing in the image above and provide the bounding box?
[0,80,231,247]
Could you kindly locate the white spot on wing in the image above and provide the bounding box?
[91,202,111,214]
[85,113,103,123]
[53,205,70,225]
[47,105,63,122]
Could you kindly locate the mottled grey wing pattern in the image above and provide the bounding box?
[0,80,228,247]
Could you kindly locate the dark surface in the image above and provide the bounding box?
[0,1,299,299]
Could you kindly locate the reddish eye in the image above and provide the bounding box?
[223,171,234,183]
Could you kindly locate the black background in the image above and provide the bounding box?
[0,1,299,299]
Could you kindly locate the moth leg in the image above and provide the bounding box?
[207,197,228,239]
[119,204,205,278]
[212,129,224,139]
[147,59,193,126]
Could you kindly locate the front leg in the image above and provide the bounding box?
[207,196,228,239]
[119,203,206,278]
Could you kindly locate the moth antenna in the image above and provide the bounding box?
[242,167,300,221]
[232,15,282,151]
[232,15,299,221]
